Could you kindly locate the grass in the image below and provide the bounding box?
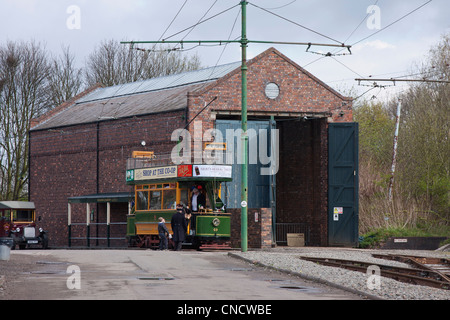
[359,225,450,249]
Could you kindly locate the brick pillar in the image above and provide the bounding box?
[230,208,272,249]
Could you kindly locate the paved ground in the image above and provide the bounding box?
[0,249,365,300]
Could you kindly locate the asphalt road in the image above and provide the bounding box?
[1,249,364,301]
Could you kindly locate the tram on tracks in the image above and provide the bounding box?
[125,152,232,249]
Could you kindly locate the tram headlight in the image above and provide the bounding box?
[212,218,220,227]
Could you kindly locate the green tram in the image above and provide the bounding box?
[126,158,232,249]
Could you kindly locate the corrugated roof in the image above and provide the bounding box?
[0,201,35,210]
[30,61,241,131]
[76,61,241,104]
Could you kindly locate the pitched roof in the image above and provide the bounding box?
[30,47,351,131]
[30,61,241,131]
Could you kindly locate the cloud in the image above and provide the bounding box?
[354,40,396,51]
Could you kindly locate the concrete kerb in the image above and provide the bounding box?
[227,252,383,300]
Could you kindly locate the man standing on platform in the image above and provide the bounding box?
[171,203,191,251]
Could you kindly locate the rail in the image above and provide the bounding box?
[68,222,127,248]
[372,254,450,283]
[299,256,450,290]
[127,153,174,170]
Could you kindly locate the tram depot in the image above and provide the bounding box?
[28,48,359,249]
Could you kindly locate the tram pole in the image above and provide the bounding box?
[240,1,248,253]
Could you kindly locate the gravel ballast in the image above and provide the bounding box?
[230,247,450,300]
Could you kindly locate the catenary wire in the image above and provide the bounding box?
[162,3,240,42]
[350,0,433,46]
[248,1,344,45]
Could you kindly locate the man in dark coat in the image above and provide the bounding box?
[171,204,190,251]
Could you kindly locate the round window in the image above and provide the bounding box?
[265,82,280,100]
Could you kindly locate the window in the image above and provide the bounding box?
[149,191,161,210]
[163,189,177,209]
[135,183,178,211]
[0,210,11,222]
[136,191,149,211]
[179,189,189,207]
[13,210,34,222]
[265,82,280,100]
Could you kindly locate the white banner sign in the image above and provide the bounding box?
[192,165,232,178]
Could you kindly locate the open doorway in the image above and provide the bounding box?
[276,118,329,246]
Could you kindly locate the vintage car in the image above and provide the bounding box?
[0,201,48,249]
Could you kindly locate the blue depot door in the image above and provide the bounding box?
[328,123,359,247]
[216,120,272,209]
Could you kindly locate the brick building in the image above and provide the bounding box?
[29,48,358,248]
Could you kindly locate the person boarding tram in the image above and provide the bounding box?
[190,186,206,212]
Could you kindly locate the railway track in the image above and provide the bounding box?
[372,254,450,283]
[299,255,450,290]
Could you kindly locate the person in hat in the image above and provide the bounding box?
[191,185,206,212]
[171,203,190,251]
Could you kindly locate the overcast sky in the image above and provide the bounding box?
[1,0,449,101]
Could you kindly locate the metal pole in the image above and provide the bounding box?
[240,1,248,252]
[68,203,72,247]
[107,202,111,248]
[388,99,402,201]
[86,203,90,248]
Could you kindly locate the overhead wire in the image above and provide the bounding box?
[259,0,297,11]
[207,5,242,79]
[162,3,240,43]
[303,0,433,70]
[176,0,220,44]
[343,0,380,44]
[248,2,344,45]
[304,0,434,102]
[110,0,191,119]
[351,0,433,46]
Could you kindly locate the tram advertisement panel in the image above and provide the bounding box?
[127,165,232,183]
[133,166,178,182]
[192,165,232,178]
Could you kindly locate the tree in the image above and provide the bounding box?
[354,101,395,167]
[45,46,83,111]
[0,41,50,200]
[356,34,449,232]
[84,39,201,87]
[0,38,202,201]
[395,34,450,215]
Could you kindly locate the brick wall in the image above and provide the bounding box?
[229,208,272,249]
[187,48,352,140]
[276,118,328,246]
[29,48,352,248]
[29,110,185,247]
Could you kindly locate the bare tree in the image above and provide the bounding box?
[45,45,83,111]
[0,41,50,200]
[85,39,201,87]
